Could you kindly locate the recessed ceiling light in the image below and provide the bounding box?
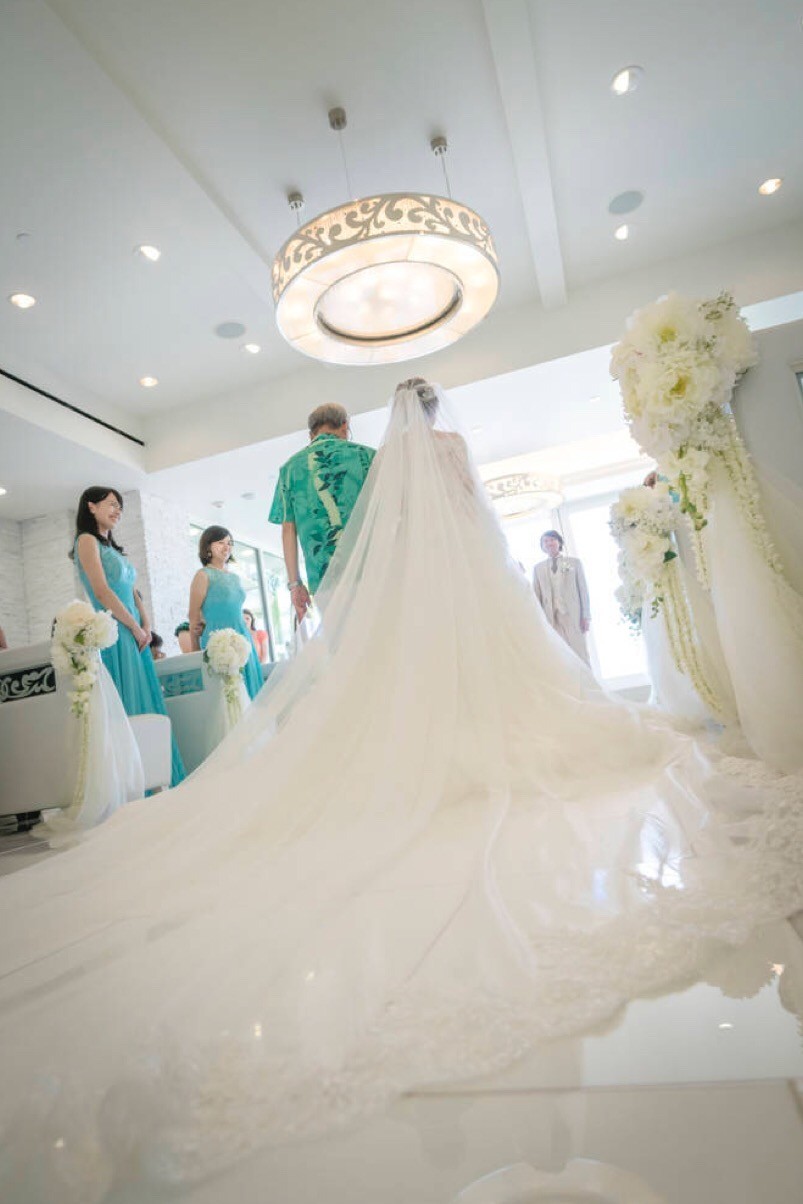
[242,343,261,354]
[758,177,782,195]
[717,1022,734,1031]
[589,396,602,404]
[614,224,630,241]
[241,491,256,500]
[135,244,161,261]
[611,66,643,95]
[471,425,484,434]
[211,500,225,509]
[0,487,7,496]
[9,293,36,309]
[139,376,159,388]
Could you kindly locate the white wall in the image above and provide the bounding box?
[0,519,28,647]
[21,511,81,642]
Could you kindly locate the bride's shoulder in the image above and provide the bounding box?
[432,431,467,449]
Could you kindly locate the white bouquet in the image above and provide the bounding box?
[611,291,756,452]
[609,483,678,628]
[203,629,251,729]
[51,601,118,718]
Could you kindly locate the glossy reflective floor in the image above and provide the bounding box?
[3,833,802,1204]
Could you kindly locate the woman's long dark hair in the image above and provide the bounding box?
[70,487,125,558]
[198,525,235,566]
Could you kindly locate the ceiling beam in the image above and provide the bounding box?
[482,0,567,309]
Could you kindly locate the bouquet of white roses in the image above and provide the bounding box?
[51,600,118,718]
[203,628,251,729]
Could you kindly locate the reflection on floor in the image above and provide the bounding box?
[3,833,801,1204]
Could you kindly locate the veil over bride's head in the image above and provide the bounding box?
[392,376,446,428]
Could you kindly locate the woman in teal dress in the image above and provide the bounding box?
[188,526,263,700]
[72,487,185,786]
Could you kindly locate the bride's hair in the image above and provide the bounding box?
[395,376,439,421]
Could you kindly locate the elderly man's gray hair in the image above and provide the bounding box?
[308,403,348,436]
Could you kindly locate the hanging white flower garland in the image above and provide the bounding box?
[610,291,784,587]
[51,601,119,810]
[203,629,252,731]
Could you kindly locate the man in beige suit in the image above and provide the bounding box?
[533,530,591,666]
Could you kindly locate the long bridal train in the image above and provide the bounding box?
[1,385,802,1203]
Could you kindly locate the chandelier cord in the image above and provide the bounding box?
[337,129,354,201]
[438,152,452,200]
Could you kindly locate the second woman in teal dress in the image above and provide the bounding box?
[72,487,185,787]
[188,526,263,701]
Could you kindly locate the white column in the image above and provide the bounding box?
[121,490,195,655]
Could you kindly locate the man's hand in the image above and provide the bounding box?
[290,583,311,623]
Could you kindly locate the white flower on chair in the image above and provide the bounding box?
[51,601,119,813]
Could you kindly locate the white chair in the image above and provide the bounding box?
[129,713,172,792]
[155,652,275,774]
[0,641,171,820]
[0,642,73,818]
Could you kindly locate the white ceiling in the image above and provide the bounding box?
[1,0,802,440]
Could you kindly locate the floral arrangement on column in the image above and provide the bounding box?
[610,483,676,627]
[203,629,252,730]
[610,291,782,586]
[51,601,119,808]
[610,484,725,718]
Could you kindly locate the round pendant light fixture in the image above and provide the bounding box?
[485,472,564,519]
[272,115,499,365]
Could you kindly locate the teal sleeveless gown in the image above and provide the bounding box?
[199,567,263,701]
[76,540,185,786]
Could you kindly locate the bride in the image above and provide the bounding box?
[1,379,801,1202]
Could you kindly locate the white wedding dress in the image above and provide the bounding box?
[1,386,802,1203]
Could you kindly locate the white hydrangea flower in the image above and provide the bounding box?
[205,629,251,678]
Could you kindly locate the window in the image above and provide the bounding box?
[498,484,649,688]
[561,495,647,686]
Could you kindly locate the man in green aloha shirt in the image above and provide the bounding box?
[269,403,376,622]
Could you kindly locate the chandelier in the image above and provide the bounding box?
[271,113,499,366]
[485,472,564,519]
